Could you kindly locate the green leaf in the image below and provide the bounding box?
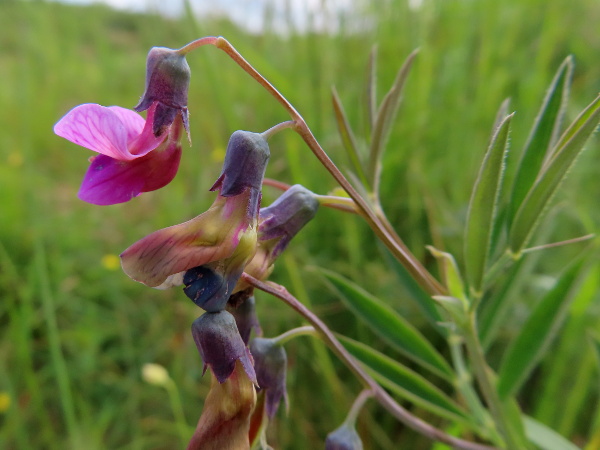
[464,113,513,295]
[332,86,368,185]
[509,94,600,254]
[497,256,588,398]
[523,416,581,450]
[427,246,468,302]
[318,268,454,380]
[379,243,444,334]
[338,335,470,423]
[368,48,418,191]
[364,45,378,137]
[509,57,573,224]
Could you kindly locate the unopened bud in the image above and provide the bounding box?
[135,47,191,137]
[250,337,287,418]
[191,311,256,384]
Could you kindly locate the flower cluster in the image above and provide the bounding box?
[54,42,323,449]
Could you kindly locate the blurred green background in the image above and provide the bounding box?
[1,0,599,448]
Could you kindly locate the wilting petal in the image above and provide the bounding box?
[120,192,252,287]
[78,140,181,205]
[54,104,140,161]
[187,361,256,450]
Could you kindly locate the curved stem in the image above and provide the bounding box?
[261,120,296,140]
[272,325,317,345]
[242,273,497,450]
[209,36,444,296]
[344,389,373,427]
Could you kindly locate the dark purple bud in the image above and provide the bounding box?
[191,311,256,384]
[183,264,243,313]
[135,47,191,137]
[258,184,319,257]
[249,337,287,418]
[325,424,363,450]
[227,291,262,345]
[210,131,270,209]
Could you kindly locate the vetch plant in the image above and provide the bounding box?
[54,36,600,449]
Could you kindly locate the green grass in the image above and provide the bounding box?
[1,0,599,448]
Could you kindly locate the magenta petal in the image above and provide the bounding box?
[78,155,146,205]
[78,142,181,205]
[54,104,139,161]
[128,102,168,157]
[107,106,146,142]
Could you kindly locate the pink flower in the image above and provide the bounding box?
[54,101,182,205]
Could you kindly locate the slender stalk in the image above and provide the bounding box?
[165,379,190,446]
[448,333,503,445]
[272,325,317,345]
[261,120,296,140]
[242,273,497,450]
[462,313,520,449]
[344,389,374,427]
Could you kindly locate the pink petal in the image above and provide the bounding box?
[78,142,181,205]
[120,206,242,287]
[127,102,168,157]
[107,106,145,142]
[54,104,138,161]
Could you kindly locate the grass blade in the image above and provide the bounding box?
[368,48,418,191]
[338,335,470,423]
[509,94,600,254]
[464,113,513,296]
[318,268,454,380]
[497,255,588,399]
[523,416,581,450]
[509,57,573,223]
[364,45,378,138]
[332,86,369,186]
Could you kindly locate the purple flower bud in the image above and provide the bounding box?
[249,337,287,418]
[183,262,244,313]
[258,185,319,256]
[210,131,270,210]
[191,311,256,385]
[227,291,262,345]
[325,424,363,450]
[135,47,191,137]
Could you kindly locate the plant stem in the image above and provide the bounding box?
[166,379,189,446]
[210,36,445,297]
[344,389,374,427]
[272,325,318,345]
[242,273,498,450]
[462,313,520,449]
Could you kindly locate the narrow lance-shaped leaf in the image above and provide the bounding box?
[368,49,418,192]
[318,268,454,380]
[380,243,444,334]
[464,113,513,296]
[523,416,581,450]
[509,94,600,254]
[338,335,470,424]
[332,86,368,186]
[509,57,573,224]
[364,45,378,139]
[497,255,588,399]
